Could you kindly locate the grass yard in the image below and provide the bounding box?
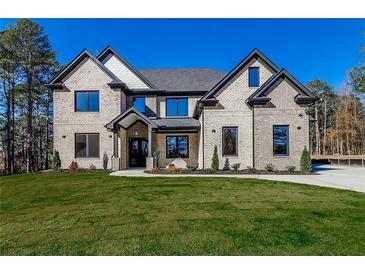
[1,172,364,255]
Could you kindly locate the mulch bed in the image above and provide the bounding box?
[146,169,313,175]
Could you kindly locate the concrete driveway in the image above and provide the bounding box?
[110,164,365,193]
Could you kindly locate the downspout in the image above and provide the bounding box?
[252,106,255,169]
[202,106,205,170]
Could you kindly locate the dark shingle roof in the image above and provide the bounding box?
[153,118,200,130]
[138,68,225,91]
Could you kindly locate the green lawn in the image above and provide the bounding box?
[1,172,364,255]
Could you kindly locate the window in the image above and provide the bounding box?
[133,97,146,113]
[166,98,188,116]
[248,67,260,87]
[222,127,238,156]
[75,91,99,112]
[166,136,189,158]
[75,133,100,158]
[273,125,289,156]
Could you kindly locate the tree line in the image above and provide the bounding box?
[0,19,58,174]
[0,19,364,174]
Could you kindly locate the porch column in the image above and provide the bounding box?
[148,125,152,157]
[146,124,154,169]
[113,131,118,157]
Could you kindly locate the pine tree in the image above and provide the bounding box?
[300,146,311,172]
[223,158,230,171]
[211,145,219,170]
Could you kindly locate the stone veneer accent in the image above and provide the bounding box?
[253,79,309,170]
[153,132,199,167]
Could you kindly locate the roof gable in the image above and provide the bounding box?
[201,48,280,101]
[97,46,158,90]
[247,69,317,105]
[48,49,121,86]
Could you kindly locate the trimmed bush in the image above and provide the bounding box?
[51,150,61,171]
[69,161,79,171]
[286,165,296,173]
[231,163,241,172]
[223,158,230,171]
[265,163,275,172]
[211,145,219,170]
[246,166,257,174]
[300,146,311,172]
[186,163,198,171]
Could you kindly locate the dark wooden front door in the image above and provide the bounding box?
[129,138,148,167]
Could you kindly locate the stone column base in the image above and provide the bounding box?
[146,157,154,170]
[111,157,120,171]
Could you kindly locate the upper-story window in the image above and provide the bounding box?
[248,67,260,87]
[75,90,99,112]
[133,97,146,113]
[273,125,289,156]
[166,98,188,117]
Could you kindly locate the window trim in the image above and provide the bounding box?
[273,125,290,157]
[248,67,260,88]
[132,96,146,113]
[75,90,100,112]
[75,133,100,158]
[165,97,189,117]
[222,126,238,157]
[165,135,189,158]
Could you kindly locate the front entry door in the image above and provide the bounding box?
[129,138,148,167]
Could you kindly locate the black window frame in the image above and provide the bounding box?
[132,96,146,113]
[273,125,290,156]
[75,90,100,112]
[165,135,189,158]
[248,67,260,88]
[75,133,100,158]
[222,127,238,157]
[165,97,188,117]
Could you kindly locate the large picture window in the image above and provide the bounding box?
[75,90,99,112]
[222,127,238,156]
[166,136,189,158]
[273,125,289,156]
[248,67,260,87]
[75,133,100,158]
[166,98,188,116]
[133,97,146,113]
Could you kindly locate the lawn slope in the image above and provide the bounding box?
[1,172,364,255]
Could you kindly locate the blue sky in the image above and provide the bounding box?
[1,18,364,90]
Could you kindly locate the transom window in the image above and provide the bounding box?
[222,127,238,156]
[75,133,100,158]
[166,98,188,117]
[273,125,289,156]
[75,90,99,112]
[133,97,146,113]
[166,136,189,158]
[248,67,260,87]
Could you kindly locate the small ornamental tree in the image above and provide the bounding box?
[51,150,61,171]
[223,158,230,171]
[211,145,219,170]
[300,146,311,172]
[103,152,109,171]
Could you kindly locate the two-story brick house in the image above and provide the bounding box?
[46,46,316,171]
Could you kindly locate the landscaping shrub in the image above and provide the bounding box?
[223,158,230,171]
[167,164,182,173]
[231,163,241,172]
[103,152,108,171]
[265,163,275,172]
[300,146,311,172]
[286,165,296,173]
[51,150,61,171]
[186,163,198,171]
[89,163,96,171]
[204,168,217,174]
[69,161,79,171]
[150,167,160,174]
[246,166,257,173]
[211,145,219,170]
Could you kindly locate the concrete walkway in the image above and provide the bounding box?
[110,164,365,193]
